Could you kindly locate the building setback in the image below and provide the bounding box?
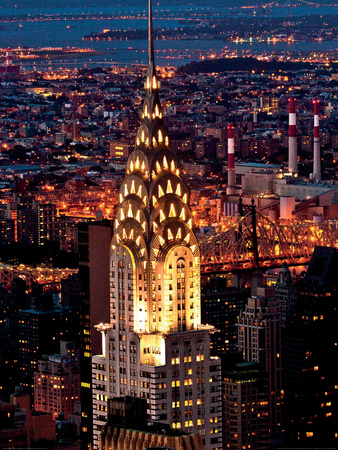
[98,396,205,450]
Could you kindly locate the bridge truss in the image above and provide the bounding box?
[199,207,338,273]
[0,263,78,292]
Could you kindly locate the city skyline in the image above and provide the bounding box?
[0,0,337,448]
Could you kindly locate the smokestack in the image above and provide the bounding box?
[227,124,235,195]
[313,99,321,183]
[288,98,297,175]
[5,48,13,67]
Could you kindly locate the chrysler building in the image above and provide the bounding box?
[92,1,222,448]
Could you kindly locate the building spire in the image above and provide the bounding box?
[148,0,155,67]
[134,0,170,151]
[146,0,156,84]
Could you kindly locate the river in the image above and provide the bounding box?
[0,4,337,67]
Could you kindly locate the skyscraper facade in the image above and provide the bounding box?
[283,247,338,447]
[34,342,80,419]
[237,297,282,440]
[222,357,269,450]
[201,277,248,354]
[91,1,222,448]
[18,303,73,402]
[274,262,295,326]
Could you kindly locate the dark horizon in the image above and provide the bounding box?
[3,0,338,10]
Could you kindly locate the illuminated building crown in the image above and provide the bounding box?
[111,0,200,334]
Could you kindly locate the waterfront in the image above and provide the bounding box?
[0,4,337,67]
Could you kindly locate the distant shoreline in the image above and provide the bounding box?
[1,5,337,68]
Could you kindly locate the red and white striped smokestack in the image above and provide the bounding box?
[313,100,319,138]
[5,48,13,67]
[227,123,236,195]
[227,124,235,170]
[313,99,321,182]
[288,98,298,175]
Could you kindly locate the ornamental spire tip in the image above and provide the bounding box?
[148,0,154,67]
